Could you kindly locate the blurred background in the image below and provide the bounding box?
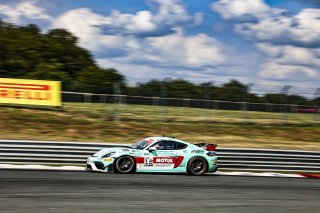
[0,0,319,150]
[0,2,320,212]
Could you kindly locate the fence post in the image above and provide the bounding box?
[265,103,274,121]
[152,97,160,106]
[183,98,190,108]
[160,78,169,122]
[84,93,92,103]
[122,95,127,105]
[215,100,220,111]
[203,81,213,122]
[212,100,218,122]
[113,82,121,121]
[243,83,254,124]
[99,94,109,120]
[99,94,107,104]
[281,86,291,122]
[314,88,320,123]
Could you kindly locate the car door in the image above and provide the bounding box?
[141,140,186,172]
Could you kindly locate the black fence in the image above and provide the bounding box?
[62,91,319,114]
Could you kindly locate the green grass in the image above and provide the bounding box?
[0,102,319,151]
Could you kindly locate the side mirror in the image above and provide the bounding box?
[148,147,157,152]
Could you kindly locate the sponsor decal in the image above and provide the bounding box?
[191,150,205,154]
[144,157,153,166]
[0,78,61,106]
[155,164,172,167]
[103,157,113,162]
[159,151,174,154]
[136,156,184,169]
[211,159,217,165]
[129,150,140,155]
[154,157,173,163]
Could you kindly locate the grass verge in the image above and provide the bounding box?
[0,103,319,151]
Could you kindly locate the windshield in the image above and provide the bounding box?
[130,139,154,149]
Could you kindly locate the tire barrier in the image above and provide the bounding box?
[0,140,319,173]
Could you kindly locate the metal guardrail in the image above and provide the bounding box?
[0,140,319,173]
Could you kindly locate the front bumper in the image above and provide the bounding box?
[86,156,115,172]
[208,156,218,173]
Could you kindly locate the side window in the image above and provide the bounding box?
[152,141,176,150]
[152,141,188,150]
[175,142,188,150]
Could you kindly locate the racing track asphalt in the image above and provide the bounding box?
[0,170,319,213]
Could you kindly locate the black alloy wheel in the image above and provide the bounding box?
[187,157,208,176]
[115,156,135,174]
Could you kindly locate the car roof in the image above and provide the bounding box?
[146,136,189,144]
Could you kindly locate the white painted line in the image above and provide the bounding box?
[213,171,304,178]
[0,164,84,171]
[0,164,306,178]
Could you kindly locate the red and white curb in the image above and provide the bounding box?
[215,171,305,178]
[299,173,320,179]
[0,164,319,178]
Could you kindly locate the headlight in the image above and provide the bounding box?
[102,152,116,158]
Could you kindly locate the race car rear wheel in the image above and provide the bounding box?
[187,157,208,176]
[115,156,135,174]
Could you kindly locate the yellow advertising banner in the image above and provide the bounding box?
[0,78,61,106]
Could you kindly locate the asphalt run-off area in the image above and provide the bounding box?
[0,170,319,213]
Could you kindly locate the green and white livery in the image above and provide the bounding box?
[86,136,218,176]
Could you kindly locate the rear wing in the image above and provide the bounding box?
[194,143,217,151]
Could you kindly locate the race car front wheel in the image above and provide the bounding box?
[187,157,208,176]
[115,156,135,174]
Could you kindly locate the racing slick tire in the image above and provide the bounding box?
[115,156,135,174]
[187,157,208,176]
